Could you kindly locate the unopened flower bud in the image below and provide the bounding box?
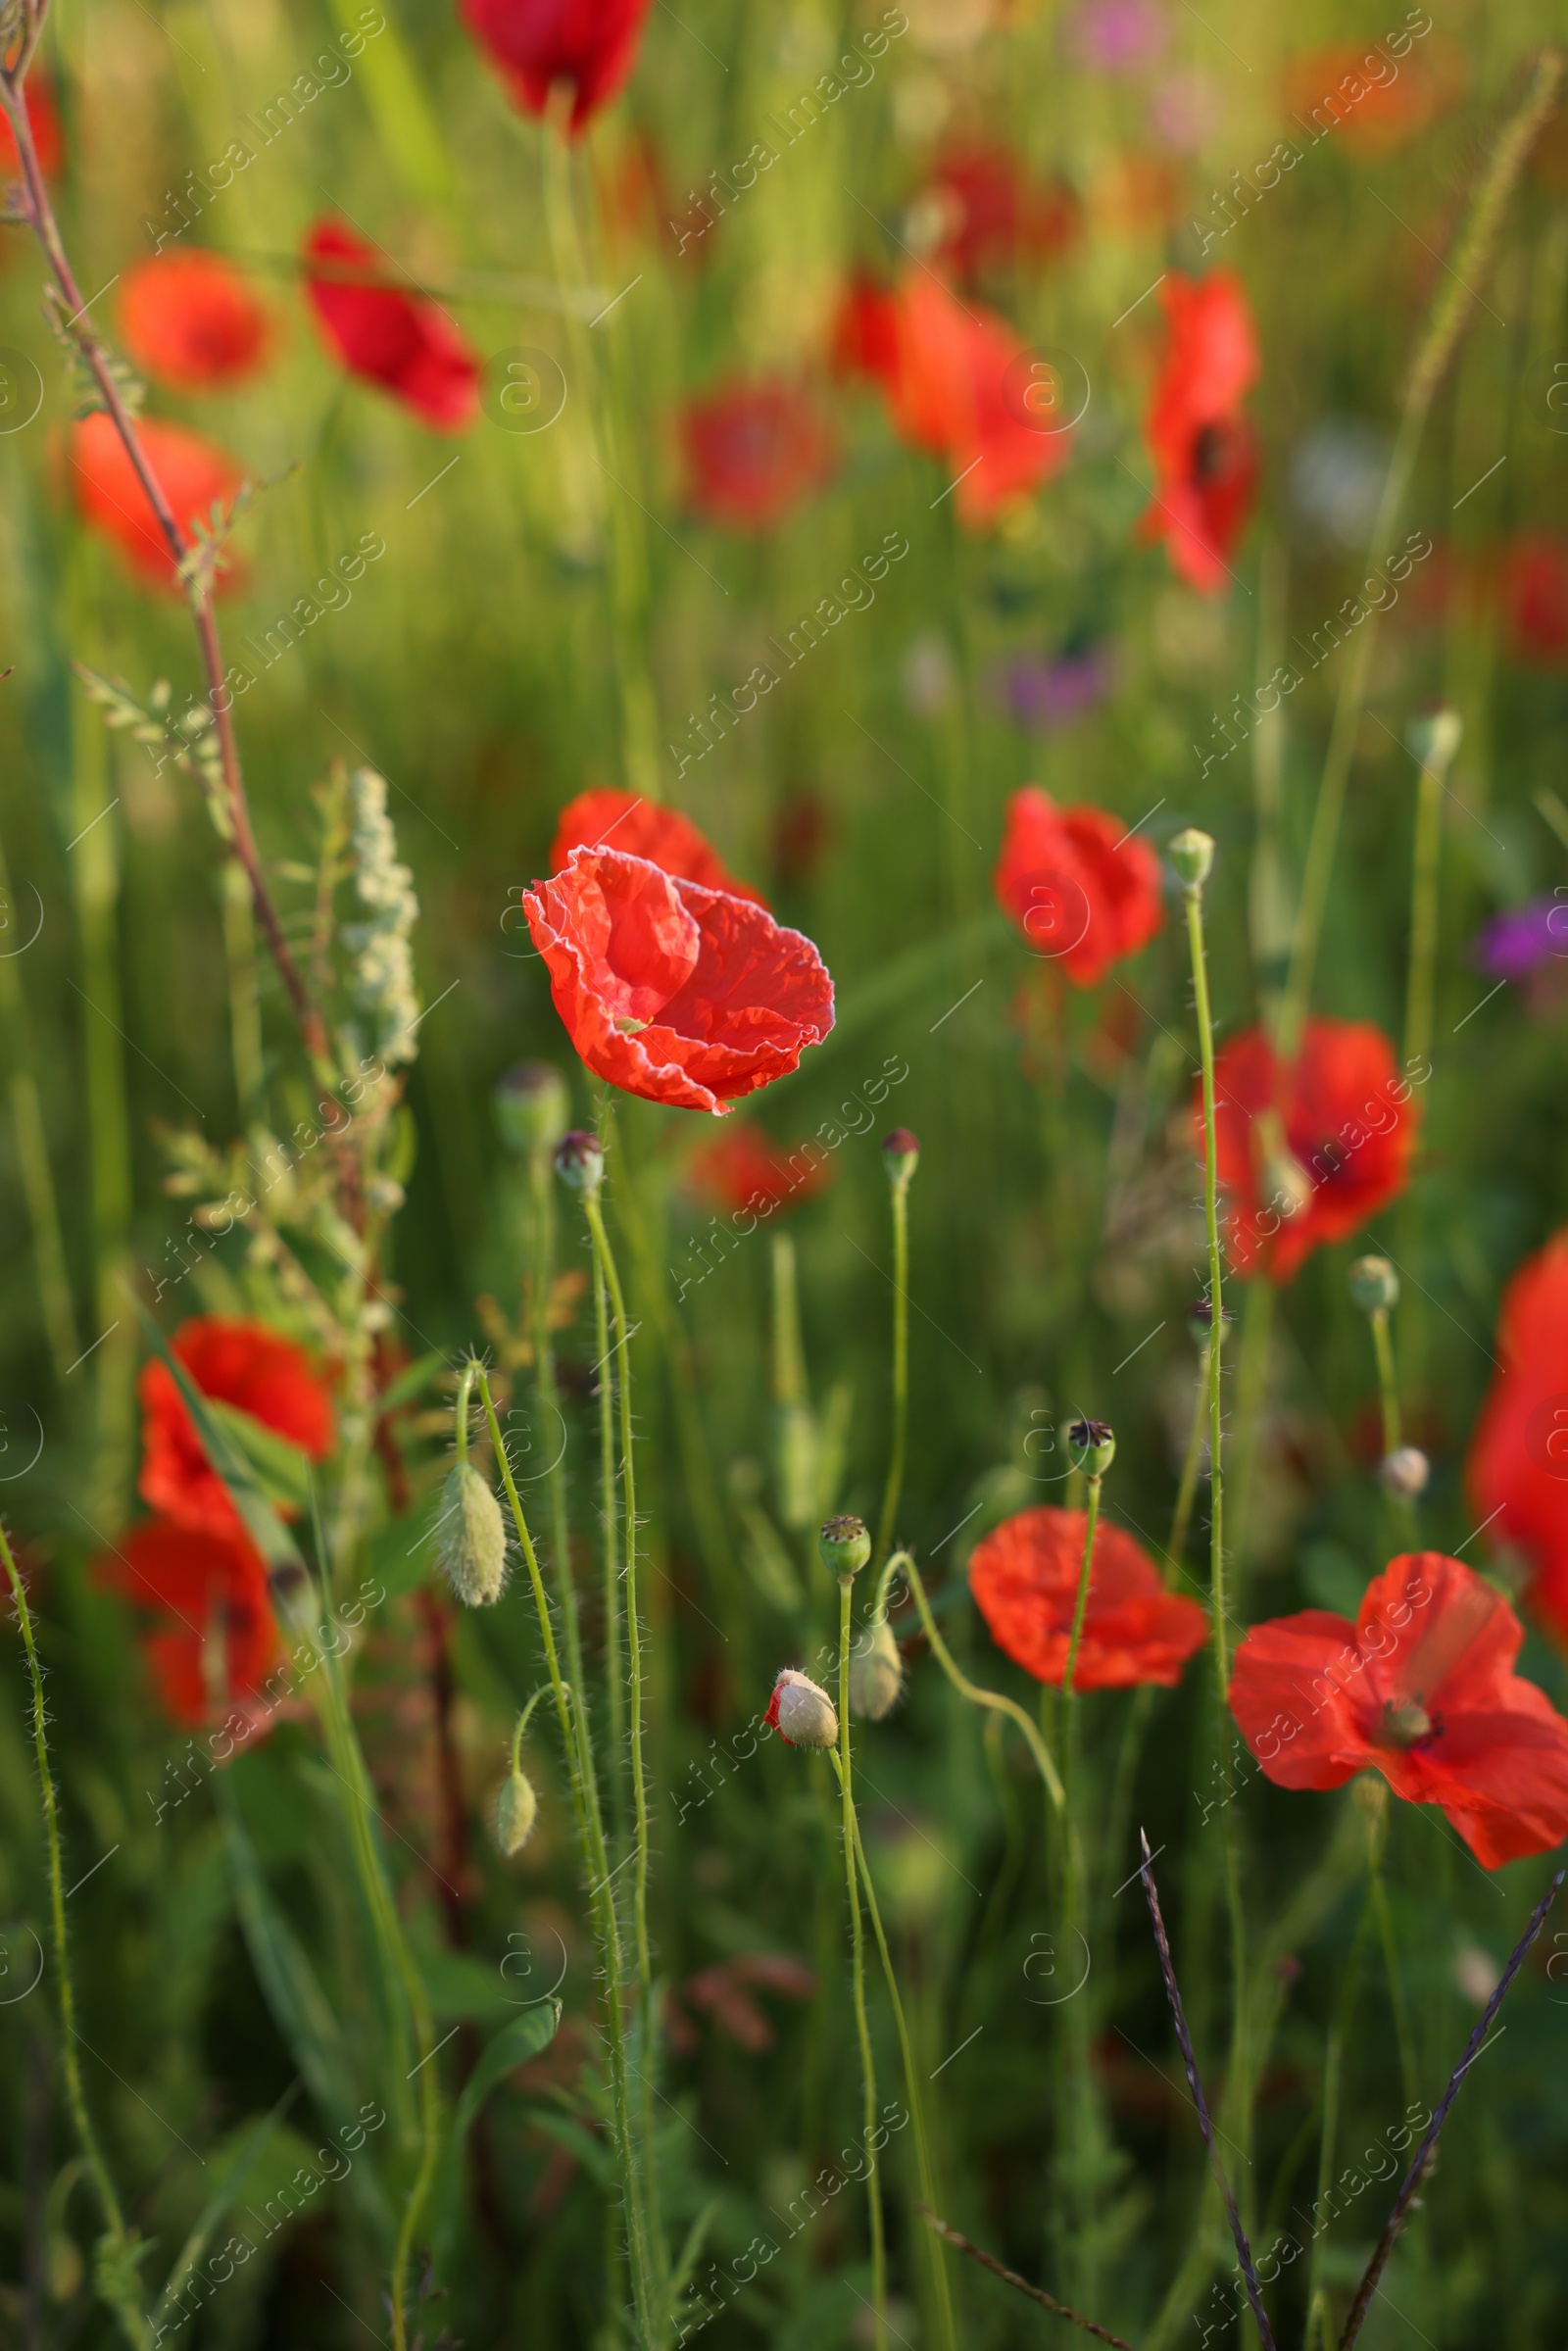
[554,1128,604,1194]
[1405,706,1461,774]
[765,1667,839,1748]
[495,1061,570,1158]
[850,1619,904,1722]
[495,1766,538,1856]
[1379,1445,1429,1498]
[883,1128,920,1188]
[1168,828,1215,890]
[1348,1254,1399,1314]
[435,1460,508,1606]
[1066,1417,1115,1478]
[819,1514,872,1578]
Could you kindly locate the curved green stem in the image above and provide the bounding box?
[838,1575,888,2347]
[877,1552,1063,1813]
[526,1144,592,1783]
[590,1229,626,1838]
[874,1177,910,1570]
[1184,878,1230,1688]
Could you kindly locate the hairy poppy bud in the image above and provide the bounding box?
[1379,1445,1429,1498]
[554,1128,604,1194]
[1348,1254,1399,1314]
[850,1619,904,1722]
[495,1060,570,1158]
[1406,707,1461,773]
[819,1513,871,1578]
[1066,1417,1115,1478]
[765,1667,839,1748]
[495,1766,538,1856]
[883,1128,920,1188]
[436,1460,508,1605]
[1168,828,1214,890]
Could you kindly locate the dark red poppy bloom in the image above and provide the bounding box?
[1230,1551,1568,1869]
[968,1506,1208,1690]
[994,787,1163,986]
[96,1518,282,1727]
[927,146,1080,283]
[522,846,834,1115]
[1498,535,1568,665]
[0,82,64,180]
[681,379,833,532]
[303,220,479,431]
[460,0,653,131]
[836,269,1071,529]
[1139,270,1258,594]
[71,413,246,594]
[119,251,271,393]
[1205,1017,1417,1284]
[139,1316,336,1542]
[551,786,767,905]
[685,1122,832,1218]
[1467,1231,1568,1649]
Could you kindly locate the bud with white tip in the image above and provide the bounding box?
[1348,1254,1399,1315]
[495,1766,539,1856]
[436,1460,508,1606]
[850,1619,904,1722]
[554,1128,604,1195]
[765,1668,839,1749]
[1379,1445,1430,1498]
[1168,828,1215,891]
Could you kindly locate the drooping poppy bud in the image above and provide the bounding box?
[495,1765,539,1855]
[818,1514,872,1579]
[765,1667,839,1748]
[435,1460,508,1605]
[850,1619,904,1722]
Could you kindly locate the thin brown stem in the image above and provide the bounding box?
[916,2209,1136,2350]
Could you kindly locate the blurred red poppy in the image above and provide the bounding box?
[1467,1231,1568,1649]
[97,1518,282,1727]
[685,1122,832,1218]
[303,220,479,431]
[139,1316,336,1542]
[461,0,653,132]
[71,412,246,593]
[994,787,1163,986]
[681,379,833,531]
[119,250,271,393]
[1139,270,1258,593]
[1498,535,1568,665]
[521,846,834,1114]
[836,269,1071,529]
[926,146,1080,283]
[550,786,767,905]
[1230,1551,1568,1869]
[968,1505,1208,1689]
[1205,1017,1417,1283]
[0,82,64,180]
[1282,40,1464,159]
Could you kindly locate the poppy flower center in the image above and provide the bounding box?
[1191,420,1239,484]
[1380,1700,1433,1747]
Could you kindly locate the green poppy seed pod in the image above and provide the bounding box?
[850,1618,904,1722]
[882,1128,920,1189]
[1406,706,1461,774]
[554,1128,604,1194]
[435,1460,508,1606]
[1066,1416,1115,1477]
[494,1061,570,1158]
[1348,1254,1399,1315]
[495,1766,538,1856]
[1379,1445,1430,1498]
[1168,828,1215,890]
[818,1513,872,1578]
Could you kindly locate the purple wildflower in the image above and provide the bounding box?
[1003,644,1115,731]
[1471,897,1568,981]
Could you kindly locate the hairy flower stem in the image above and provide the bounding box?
[876,1552,1064,1813]
[873,1174,910,1570]
[838,1575,888,2349]
[1058,1476,1103,2303]
[0,1520,150,2350]
[591,1238,627,1841]
[1059,1474,1102,1708]
[475,1369,662,2341]
[1403,745,1447,1082]
[525,1146,593,1762]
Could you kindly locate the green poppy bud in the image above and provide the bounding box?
[495,1766,539,1856]
[850,1618,904,1722]
[436,1460,508,1606]
[882,1128,920,1189]
[819,1513,872,1578]
[494,1061,570,1158]
[1348,1254,1399,1314]
[1168,828,1215,890]
[1405,707,1461,774]
[554,1129,604,1194]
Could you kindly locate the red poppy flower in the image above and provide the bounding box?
[1139,270,1259,594]
[521,846,834,1115]
[1282,40,1465,159]
[681,379,833,532]
[927,146,1080,283]
[1229,1552,1568,1869]
[1467,1231,1568,1649]
[836,269,1071,529]
[460,0,653,132]
[685,1123,832,1218]
[994,787,1163,987]
[0,82,64,180]
[119,251,271,393]
[96,1518,282,1727]
[551,786,766,906]
[139,1316,336,1542]
[71,412,246,594]
[1205,1018,1417,1284]
[1498,536,1568,665]
[302,220,479,431]
[968,1506,1208,1690]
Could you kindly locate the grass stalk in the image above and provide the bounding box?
[837,1572,888,2348]
[873,1167,910,1570]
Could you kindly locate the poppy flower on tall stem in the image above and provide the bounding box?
[521,845,833,1114]
[461,0,654,132]
[139,1315,336,1543]
[550,785,766,905]
[968,1506,1208,1689]
[119,251,272,393]
[1466,1230,1568,1648]
[71,412,247,594]
[681,378,834,532]
[95,1518,283,1729]
[1229,1551,1568,1869]
[303,220,480,431]
[1204,1016,1417,1283]
[993,786,1163,986]
[1138,269,1259,593]
[0,81,63,180]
